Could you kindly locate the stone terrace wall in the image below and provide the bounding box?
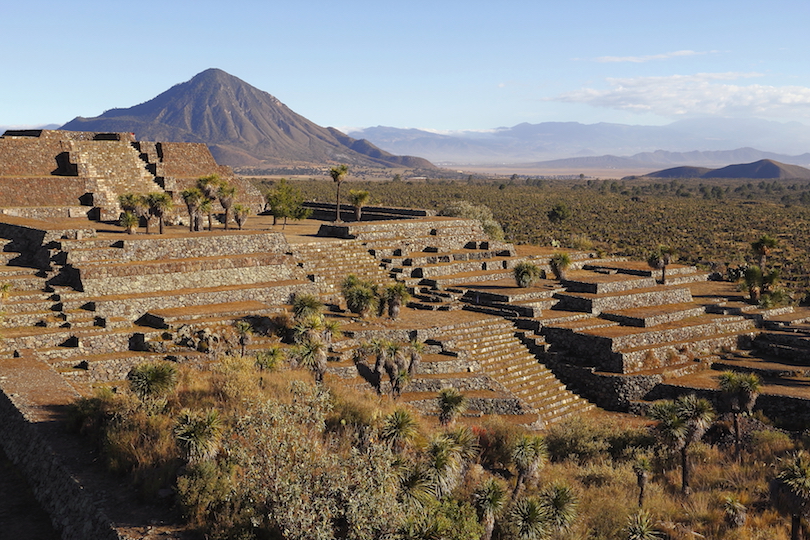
[303,202,433,222]
[158,142,231,179]
[0,177,88,207]
[116,232,289,261]
[0,135,70,176]
[0,389,122,540]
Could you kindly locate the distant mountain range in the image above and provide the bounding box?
[348,121,810,169]
[58,69,435,170]
[644,159,810,180]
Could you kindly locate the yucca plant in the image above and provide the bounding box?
[127,361,178,403]
[380,408,419,453]
[624,509,661,540]
[513,261,543,288]
[437,387,467,426]
[233,320,253,357]
[119,211,140,235]
[509,496,551,540]
[511,434,547,496]
[256,346,284,371]
[174,408,223,464]
[549,252,572,281]
[473,478,507,540]
[292,293,324,321]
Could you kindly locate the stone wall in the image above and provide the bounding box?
[79,259,295,296]
[303,202,433,222]
[0,388,122,540]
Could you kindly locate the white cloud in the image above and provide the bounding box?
[594,50,711,63]
[553,73,810,120]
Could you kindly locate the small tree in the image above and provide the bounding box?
[752,234,778,270]
[217,183,237,230]
[385,282,411,320]
[329,164,349,223]
[549,252,572,281]
[119,211,139,234]
[438,387,467,426]
[266,178,312,229]
[771,451,810,540]
[647,245,675,284]
[511,434,547,497]
[233,203,250,230]
[181,188,204,232]
[234,320,253,357]
[547,203,571,224]
[348,189,370,221]
[648,394,714,495]
[146,192,173,235]
[197,174,222,231]
[119,193,149,233]
[718,370,762,462]
[473,478,507,540]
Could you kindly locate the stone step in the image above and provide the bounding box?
[65,279,316,319]
[137,300,279,329]
[553,285,693,314]
[600,302,707,328]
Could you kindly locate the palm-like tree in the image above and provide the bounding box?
[509,496,551,540]
[119,211,139,234]
[771,451,810,540]
[119,193,149,233]
[343,279,379,318]
[511,434,547,497]
[408,339,424,378]
[718,370,762,461]
[438,387,467,426]
[633,456,652,508]
[743,265,764,303]
[424,434,464,498]
[146,192,173,235]
[348,189,370,221]
[256,346,284,371]
[514,261,543,288]
[723,495,747,529]
[329,164,349,222]
[174,408,222,463]
[217,183,237,230]
[473,478,507,540]
[624,509,661,540]
[549,252,572,281]
[647,245,675,284]
[380,408,419,453]
[233,203,250,230]
[197,174,221,230]
[288,339,328,383]
[234,320,253,357]
[385,282,411,320]
[648,394,714,495]
[198,198,213,231]
[752,234,778,270]
[181,188,204,232]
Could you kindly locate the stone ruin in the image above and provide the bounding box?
[1,129,810,538]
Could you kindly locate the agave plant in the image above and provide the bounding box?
[625,509,661,540]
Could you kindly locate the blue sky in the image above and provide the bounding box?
[3,0,810,131]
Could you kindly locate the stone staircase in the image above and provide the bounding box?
[420,316,594,426]
[289,239,394,301]
[67,140,163,219]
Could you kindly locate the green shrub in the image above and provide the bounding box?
[545,416,609,463]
